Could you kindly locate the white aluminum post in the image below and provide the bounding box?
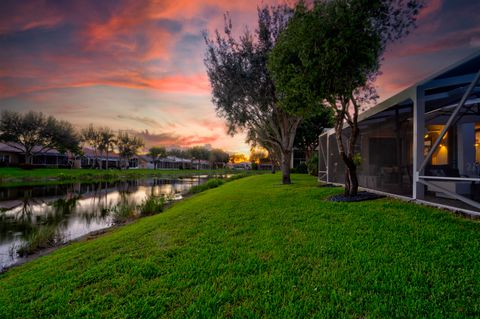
[413,87,425,200]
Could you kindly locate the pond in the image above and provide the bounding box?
[0,175,224,271]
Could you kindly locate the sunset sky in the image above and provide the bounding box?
[0,0,479,154]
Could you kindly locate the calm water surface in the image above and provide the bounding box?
[0,175,221,270]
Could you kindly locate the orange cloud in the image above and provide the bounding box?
[132,129,220,148]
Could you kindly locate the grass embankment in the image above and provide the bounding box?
[0,167,233,187]
[1,174,480,317]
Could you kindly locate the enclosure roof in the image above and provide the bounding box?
[362,51,480,121]
[322,50,480,136]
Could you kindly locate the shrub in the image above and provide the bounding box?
[111,202,137,224]
[294,163,308,174]
[139,195,165,216]
[189,178,225,194]
[307,153,319,176]
[226,172,248,182]
[17,225,64,256]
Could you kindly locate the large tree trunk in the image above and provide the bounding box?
[106,151,109,170]
[280,150,292,184]
[334,109,359,198]
[344,161,359,197]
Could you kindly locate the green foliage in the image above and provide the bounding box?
[226,172,249,181]
[268,0,422,109]
[97,127,116,169]
[0,110,80,162]
[148,146,167,169]
[188,178,225,194]
[167,148,189,158]
[17,225,64,256]
[111,201,137,224]
[148,146,167,160]
[307,153,319,176]
[139,196,165,216]
[292,163,308,174]
[353,152,362,166]
[294,110,333,154]
[117,132,144,166]
[1,174,480,317]
[0,168,237,187]
[268,0,422,195]
[209,148,230,165]
[188,146,211,161]
[204,5,302,184]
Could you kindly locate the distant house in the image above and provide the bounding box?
[79,148,121,169]
[291,148,307,169]
[258,162,274,170]
[227,161,251,170]
[192,159,211,170]
[319,52,480,215]
[0,143,70,167]
[79,148,149,169]
[157,156,191,169]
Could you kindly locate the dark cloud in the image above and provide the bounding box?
[117,114,161,127]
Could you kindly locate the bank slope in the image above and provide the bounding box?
[1,174,480,318]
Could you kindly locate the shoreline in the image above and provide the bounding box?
[0,168,235,188]
[0,175,239,273]
[0,191,188,274]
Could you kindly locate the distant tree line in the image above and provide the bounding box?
[147,145,230,169]
[0,110,232,170]
[79,124,144,169]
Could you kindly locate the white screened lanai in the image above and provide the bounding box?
[319,52,480,214]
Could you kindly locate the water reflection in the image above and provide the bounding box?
[0,176,217,270]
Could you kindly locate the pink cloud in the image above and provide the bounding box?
[132,129,220,148]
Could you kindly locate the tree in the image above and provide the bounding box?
[80,124,101,168]
[188,146,211,169]
[117,132,144,169]
[209,148,229,168]
[148,146,167,169]
[98,127,116,169]
[0,110,80,165]
[167,148,189,159]
[294,110,333,162]
[204,5,304,184]
[269,0,422,196]
[189,146,211,160]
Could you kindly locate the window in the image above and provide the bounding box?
[476,124,480,163]
[425,125,448,165]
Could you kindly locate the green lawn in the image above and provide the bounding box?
[1,174,479,318]
[0,167,233,187]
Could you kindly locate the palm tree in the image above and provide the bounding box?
[80,124,101,168]
[98,127,116,169]
[148,146,167,169]
[117,132,144,169]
